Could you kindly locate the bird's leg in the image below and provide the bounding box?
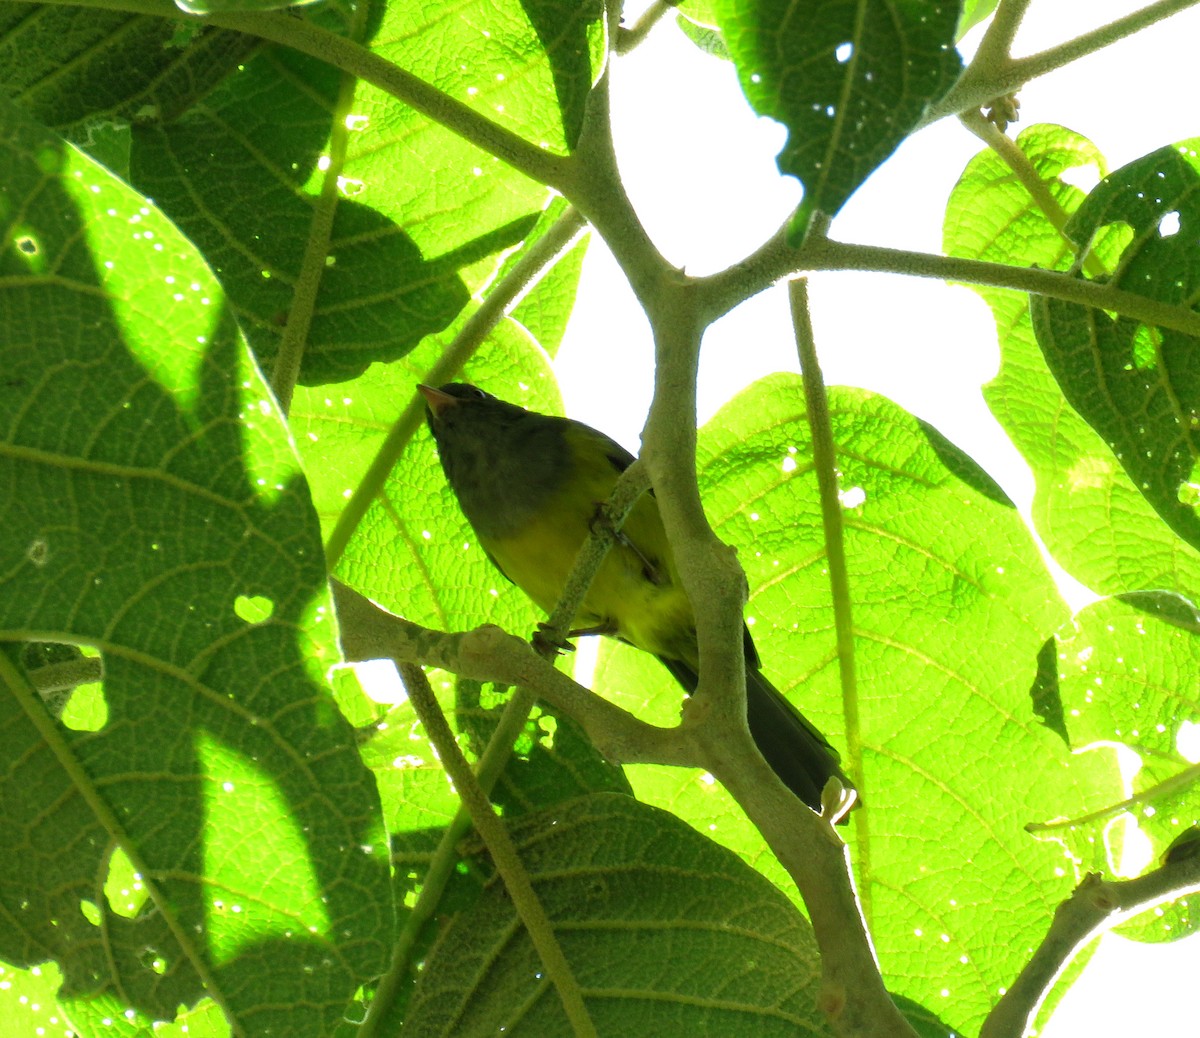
[532,619,617,657]
[588,504,667,586]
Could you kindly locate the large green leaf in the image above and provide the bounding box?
[597,375,1119,1035]
[944,123,1200,595]
[402,793,834,1037]
[0,98,389,1035]
[126,15,520,386]
[73,0,605,385]
[1031,140,1200,556]
[714,0,962,223]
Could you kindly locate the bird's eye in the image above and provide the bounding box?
[467,386,488,399]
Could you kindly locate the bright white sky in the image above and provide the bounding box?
[555,2,1200,1034]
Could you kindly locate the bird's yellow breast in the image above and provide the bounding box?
[479,456,696,665]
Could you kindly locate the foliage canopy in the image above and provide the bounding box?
[2,1,1200,1037]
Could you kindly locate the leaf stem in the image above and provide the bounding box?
[397,662,598,1038]
[788,278,869,915]
[958,110,1111,283]
[269,2,369,415]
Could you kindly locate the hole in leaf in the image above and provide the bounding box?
[1178,720,1200,762]
[105,846,146,919]
[839,486,867,509]
[60,676,108,732]
[234,594,274,624]
[1159,210,1181,236]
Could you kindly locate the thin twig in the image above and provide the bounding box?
[398,663,598,1038]
[541,460,652,644]
[979,859,1200,1038]
[26,655,103,694]
[923,0,1200,125]
[39,0,573,186]
[1026,760,1200,835]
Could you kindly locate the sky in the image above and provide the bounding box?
[555,2,1200,1034]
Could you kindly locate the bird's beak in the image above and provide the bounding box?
[417,384,457,419]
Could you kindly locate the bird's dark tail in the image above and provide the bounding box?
[657,655,855,819]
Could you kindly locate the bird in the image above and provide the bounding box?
[419,381,854,818]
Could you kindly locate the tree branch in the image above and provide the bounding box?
[980,858,1200,1038]
[923,0,1200,126]
[331,579,697,767]
[697,228,1200,340]
[41,0,573,191]
[616,0,676,54]
[709,749,918,1038]
[969,0,1033,74]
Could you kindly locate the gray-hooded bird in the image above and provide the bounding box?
[420,382,854,816]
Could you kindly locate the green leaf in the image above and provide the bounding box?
[511,0,609,151]
[127,30,512,386]
[403,793,833,1037]
[676,12,732,61]
[599,375,1119,1035]
[1048,593,1200,920]
[1031,140,1200,555]
[0,98,389,1034]
[714,0,962,222]
[944,123,1200,594]
[956,0,999,39]
[0,8,256,134]
[503,198,591,360]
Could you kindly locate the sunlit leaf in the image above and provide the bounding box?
[945,123,1200,595]
[0,97,389,1036]
[715,0,962,224]
[1031,140,1200,554]
[403,794,832,1037]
